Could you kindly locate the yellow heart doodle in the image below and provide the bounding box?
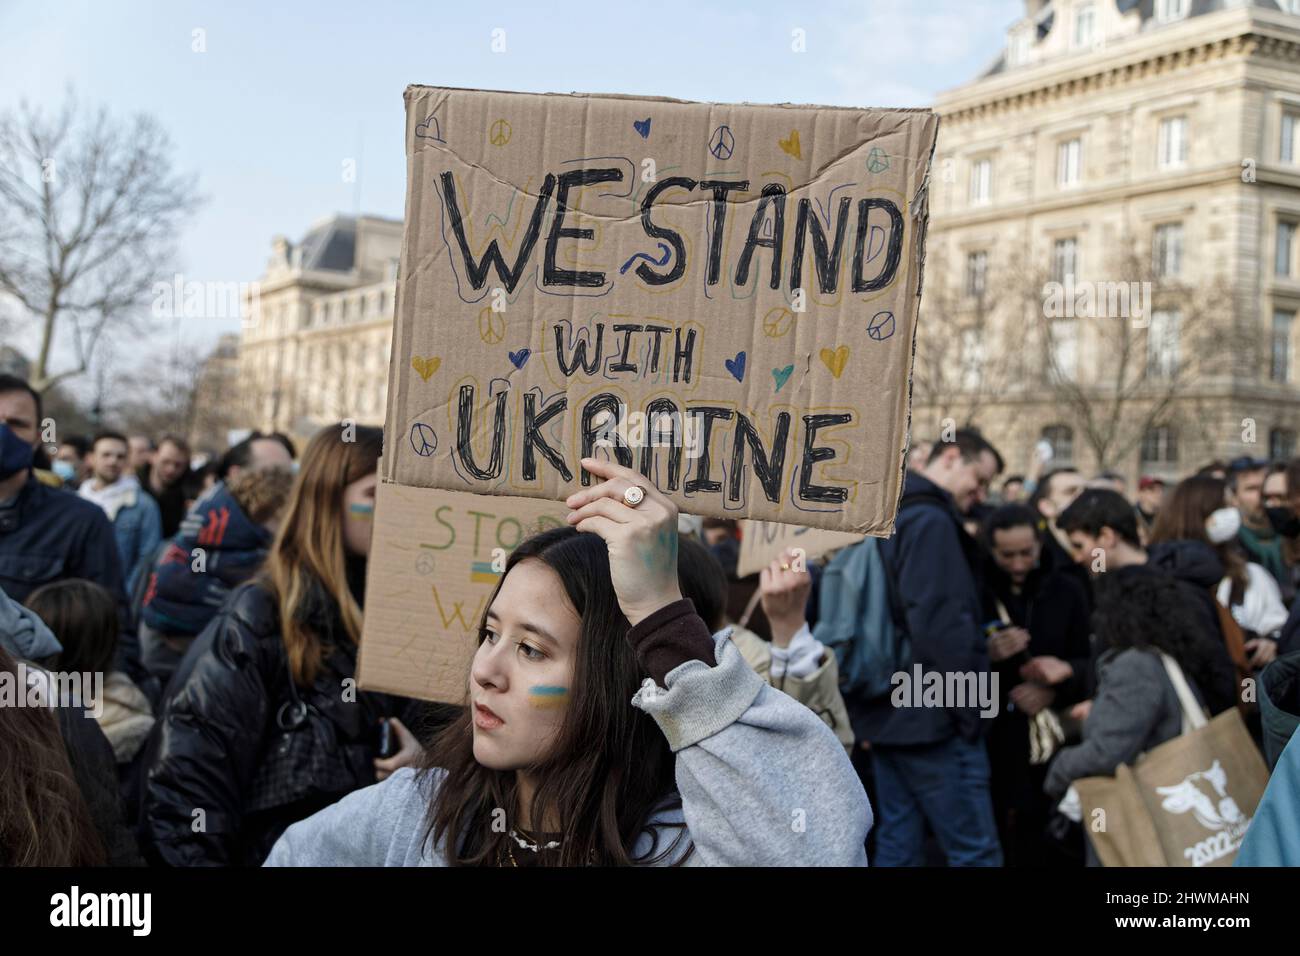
[411,356,441,381]
[779,130,802,159]
[819,345,849,378]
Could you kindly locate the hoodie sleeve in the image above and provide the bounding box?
[630,617,870,866]
[1044,650,1169,800]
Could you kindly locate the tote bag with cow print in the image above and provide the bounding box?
[1073,654,1269,867]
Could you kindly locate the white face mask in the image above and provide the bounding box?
[1205,507,1242,544]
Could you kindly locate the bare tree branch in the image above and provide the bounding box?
[0,92,202,391]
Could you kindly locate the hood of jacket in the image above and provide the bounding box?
[141,483,274,636]
[1260,651,1300,772]
[0,586,62,661]
[1147,538,1225,590]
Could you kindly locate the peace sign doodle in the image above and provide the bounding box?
[762,306,795,338]
[866,147,890,173]
[478,306,505,344]
[867,311,896,341]
[415,552,435,575]
[709,125,735,161]
[410,422,438,457]
[489,119,512,147]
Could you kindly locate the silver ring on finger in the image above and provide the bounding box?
[623,485,645,507]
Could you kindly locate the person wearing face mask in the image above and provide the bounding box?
[263,456,870,867]
[52,435,91,488]
[1229,457,1290,599]
[1149,477,1285,674]
[140,425,428,866]
[0,376,127,614]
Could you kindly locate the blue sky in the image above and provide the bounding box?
[0,0,1021,379]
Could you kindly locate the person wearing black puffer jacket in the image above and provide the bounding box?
[139,426,429,867]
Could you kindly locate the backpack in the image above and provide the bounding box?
[813,537,909,701]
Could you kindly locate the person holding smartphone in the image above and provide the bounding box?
[981,504,1092,867]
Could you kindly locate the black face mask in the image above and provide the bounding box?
[1266,506,1300,538]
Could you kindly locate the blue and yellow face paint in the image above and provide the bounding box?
[528,685,568,710]
[348,502,374,520]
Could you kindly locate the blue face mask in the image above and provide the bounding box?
[51,459,77,483]
[0,424,34,481]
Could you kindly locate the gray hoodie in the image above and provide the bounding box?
[265,632,872,866]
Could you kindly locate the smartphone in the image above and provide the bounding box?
[376,718,397,759]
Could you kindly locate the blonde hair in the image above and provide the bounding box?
[227,467,294,526]
[262,425,382,685]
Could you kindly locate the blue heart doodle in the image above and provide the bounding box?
[410,422,438,457]
[725,350,747,382]
[633,118,651,139]
[772,364,794,392]
[619,242,672,276]
[867,311,896,341]
[709,125,735,161]
[509,348,531,369]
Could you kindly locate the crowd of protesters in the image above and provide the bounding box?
[4,364,1300,866]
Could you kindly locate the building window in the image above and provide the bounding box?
[1271,428,1297,460]
[961,328,984,390]
[965,250,988,297]
[1141,426,1179,465]
[1157,116,1188,169]
[1057,138,1083,188]
[1042,425,1074,464]
[969,157,992,205]
[1153,223,1183,278]
[1008,28,1031,67]
[1273,310,1293,383]
[1283,112,1300,164]
[1051,237,1080,283]
[1050,318,1079,380]
[1147,310,1181,380]
[1156,0,1189,24]
[1278,222,1296,277]
[1073,3,1095,49]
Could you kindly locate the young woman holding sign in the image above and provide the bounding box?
[265,457,870,866]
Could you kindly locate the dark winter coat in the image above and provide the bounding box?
[855,471,991,746]
[139,574,427,866]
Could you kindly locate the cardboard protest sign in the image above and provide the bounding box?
[386,85,937,536]
[736,519,863,578]
[358,481,569,703]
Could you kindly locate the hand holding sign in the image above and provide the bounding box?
[565,456,682,628]
[759,547,812,648]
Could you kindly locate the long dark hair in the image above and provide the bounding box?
[420,527,688,866]
[1092,571,1214,697]
[0,644,105,865]
[1149,475,1247,599]
[24,579,119,676]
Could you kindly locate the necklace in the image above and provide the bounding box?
[509,828,562,852]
